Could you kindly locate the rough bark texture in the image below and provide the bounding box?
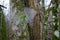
[47,11,53,40]
[33,14,41,40]
[33,0,43,40]
[5,0,13,40]
[26,0,42,40]
[6,18,13,40]
[32,0,43,40]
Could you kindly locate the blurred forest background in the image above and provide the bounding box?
[0,0,60,40]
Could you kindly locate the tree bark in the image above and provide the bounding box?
[58,0,60,40]
[33,0,41,40]
[29,0,42,40]
[24,0,43,40]
[47,11,53,40]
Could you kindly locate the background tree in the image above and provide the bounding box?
[58,0,60,40]
[0,5,8,40]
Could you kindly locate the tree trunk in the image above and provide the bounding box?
[24,0,43,40]
[33,14,41,40]
[47,11,53,40]
[58,0,60,40]
[33,0,42,40]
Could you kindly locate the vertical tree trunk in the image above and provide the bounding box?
[58,0,60,39]
[24,0,34,40]
[5,0,13,40]
[47,11,53,40]
[33,0,41,40]
[33,14,41,40]
[30,0,43,40]
[6,18,13,40]
[24,0,42,40]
